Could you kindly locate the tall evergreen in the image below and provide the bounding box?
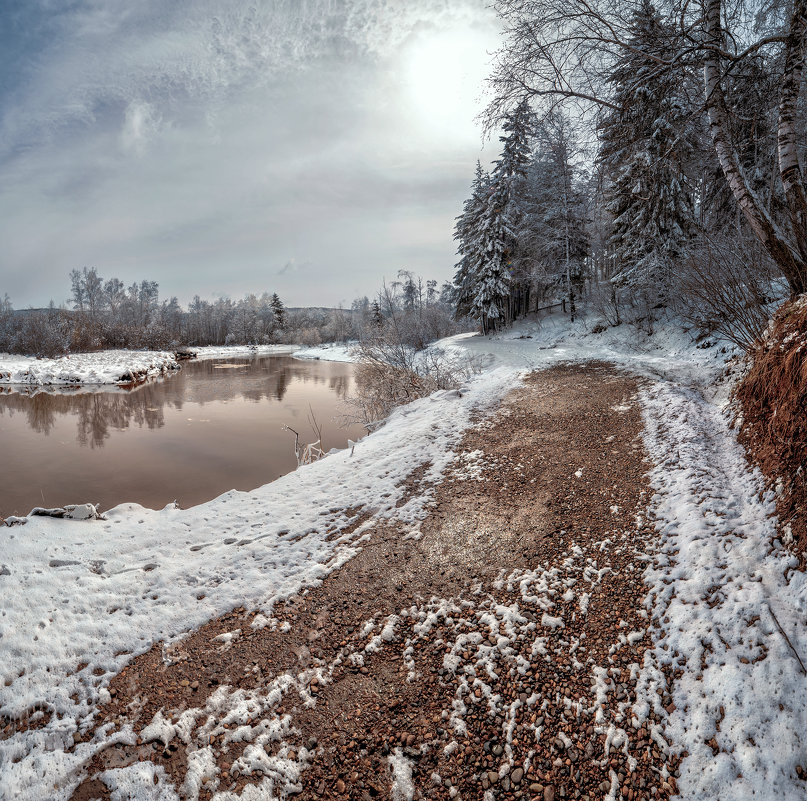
[270,293,285,329]
[452,161,490,319]
[457,99,534,333]
[597,1,694,292]
[517,113,589,316]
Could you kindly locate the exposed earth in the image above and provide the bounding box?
[67,362,682,801]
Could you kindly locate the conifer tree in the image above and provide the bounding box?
[452,161,490,319]
[370,299,383,327]
[453,99,534,333]
[517,113,589,316]
[270,293,285,329]
[597,0,694,293]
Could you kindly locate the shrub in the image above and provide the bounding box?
[347,331,481,429]
[679,234,784,350]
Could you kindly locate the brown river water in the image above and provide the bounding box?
[0,355,364,517]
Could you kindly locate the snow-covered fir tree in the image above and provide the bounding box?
[270,293,285,329]
[597,0,694,294]
[455,99,534,332]
[516,112,589,317]
[452,161,490,319]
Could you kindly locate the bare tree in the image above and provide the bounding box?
[487,0,807,295]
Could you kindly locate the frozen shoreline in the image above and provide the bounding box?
[0,343,355,389]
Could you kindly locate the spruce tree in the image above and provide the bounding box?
[474,98,534,331]
[597,1,694,293]
[453,161,490,319]
[270,293,285,329]
[371,299,383,327]
[518,113,589,315]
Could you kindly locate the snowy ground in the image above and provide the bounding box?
[290,342,357,362]
[2,310,806,799]
[0,343,348,388]
[0,350,180,387]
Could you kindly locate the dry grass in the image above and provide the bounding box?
[735,295,807,566]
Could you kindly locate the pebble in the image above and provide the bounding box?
[511,767,524,784]
[544,785,555,801]
[335,778,346,793]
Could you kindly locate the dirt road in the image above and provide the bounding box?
[73,363,679,801]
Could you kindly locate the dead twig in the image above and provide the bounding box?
[767,603,807,676]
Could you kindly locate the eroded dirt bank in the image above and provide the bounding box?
[73,363,679,801]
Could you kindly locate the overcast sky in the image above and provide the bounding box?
[0,0,501,309]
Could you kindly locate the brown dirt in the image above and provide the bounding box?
[71,362,678,801]
[735,296,807,568]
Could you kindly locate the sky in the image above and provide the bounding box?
[0,0,502,309]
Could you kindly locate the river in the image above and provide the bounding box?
[0,355,364,517]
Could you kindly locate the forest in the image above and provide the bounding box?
[453,0,803,347]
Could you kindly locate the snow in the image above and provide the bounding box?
[291,342,357,362]
[388,748,415,801]
[2,307,805,800]
[0,349,180,387]
[0,342,352,389]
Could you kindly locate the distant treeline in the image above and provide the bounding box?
[0,268,464,357]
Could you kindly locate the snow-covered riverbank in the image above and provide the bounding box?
[0,344,355,388]
[2,312,806,800]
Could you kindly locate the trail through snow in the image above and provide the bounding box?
[2,312,807,799]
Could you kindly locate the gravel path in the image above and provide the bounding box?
[71,363,679,801]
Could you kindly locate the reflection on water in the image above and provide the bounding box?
[0,356,361,516]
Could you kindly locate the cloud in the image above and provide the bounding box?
[0,0,500,308]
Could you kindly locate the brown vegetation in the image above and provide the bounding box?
[736,296,807,566]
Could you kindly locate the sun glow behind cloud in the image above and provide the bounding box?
[402,27,496,142]
[0,1,501,307]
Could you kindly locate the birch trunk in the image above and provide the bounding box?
[704,0,807,295]
[777,0,807,294]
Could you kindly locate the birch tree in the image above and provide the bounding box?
[488,0,807,296]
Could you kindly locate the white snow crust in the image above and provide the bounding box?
[0,350,180,387]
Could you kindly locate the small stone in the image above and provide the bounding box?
[544,785,555,801]
[501,776,511,792]
[180,679,189,687]
[492,743,504,756]
[191,681,199,690]
[335,778,346,793]
[512,767,524,784]
[530,784,544,794]
[487,771,499,785]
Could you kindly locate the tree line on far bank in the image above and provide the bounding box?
[0,268,464,358]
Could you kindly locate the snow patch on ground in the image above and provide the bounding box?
[639,379,807,799]
[292,342,357,362]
